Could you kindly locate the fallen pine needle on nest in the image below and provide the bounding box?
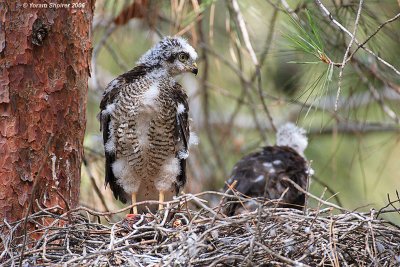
[1,191,400,266]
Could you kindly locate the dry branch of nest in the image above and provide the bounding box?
[1,192,400,267]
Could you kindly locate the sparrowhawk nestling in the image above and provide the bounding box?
[223,123,312,216]
[99,36,198,214]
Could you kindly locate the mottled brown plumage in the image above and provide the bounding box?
[99,37,198,213]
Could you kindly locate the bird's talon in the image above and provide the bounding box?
[145,213,155,223]
[172,218,182,228]
[125,213,140,222]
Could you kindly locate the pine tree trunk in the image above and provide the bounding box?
[0,1,94,222]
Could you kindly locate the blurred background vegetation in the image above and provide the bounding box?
[82,0,400,223]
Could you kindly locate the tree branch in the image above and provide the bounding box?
[336,0,364,111]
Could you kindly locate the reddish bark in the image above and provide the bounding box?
[0,1,94,222]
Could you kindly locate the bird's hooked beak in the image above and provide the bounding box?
[191,62,198,75]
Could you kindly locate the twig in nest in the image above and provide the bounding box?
[4,191,399,266]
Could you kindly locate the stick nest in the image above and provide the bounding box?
[1,192,400,266]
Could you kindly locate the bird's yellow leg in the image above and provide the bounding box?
[158,191,164,211]
[132,193,138,214]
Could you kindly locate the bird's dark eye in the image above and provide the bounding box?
[178,53,189,62]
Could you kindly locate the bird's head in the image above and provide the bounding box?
[276,123,308,156]
[138,36,198,76]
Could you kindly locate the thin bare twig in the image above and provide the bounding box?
[336,0,364,111]
[229,0,259,66]
[314,0,400,76]
[347,12,400,63]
